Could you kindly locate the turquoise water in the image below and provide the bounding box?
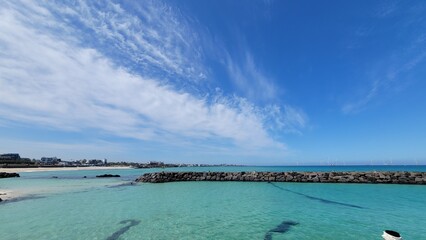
[1,166,426,239]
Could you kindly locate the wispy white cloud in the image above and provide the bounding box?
[343,49,426,114]
[226,51,277,101]
[343,2,426,114]
[223,48,306,133]
[375,1,398,18]
[46,0,206,83]
[0,0,301,156]
[342,80,380,114]
[263,105,307,134]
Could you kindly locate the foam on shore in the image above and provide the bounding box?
[0,166,131,173]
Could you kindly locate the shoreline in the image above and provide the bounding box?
[0,166,132,202]
[0,180,130,202]
[0,189,31,202]
[0,175,131,202]
[0,166,132,173]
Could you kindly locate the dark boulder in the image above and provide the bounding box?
[0,172,20,178]
[96,174,120,178]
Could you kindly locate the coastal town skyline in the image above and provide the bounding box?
[0,152,241,167]
[0,152,424,167]
[1,1,426,165]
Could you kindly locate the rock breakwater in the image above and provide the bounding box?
[96,174,121,178]
[136,171,426,184]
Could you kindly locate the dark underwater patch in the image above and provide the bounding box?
[107,182,136,188]
[268,182,364,209]
[0,195,45,205]
[106,219,141,240]
[264,220,299,240]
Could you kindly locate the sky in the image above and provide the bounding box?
[0,0,425,165]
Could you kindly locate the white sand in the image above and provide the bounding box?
[1,168,132,202]
[0,166,133,202]
[0,166,132,173]
[0,190,14,201]
[1,180,128,202]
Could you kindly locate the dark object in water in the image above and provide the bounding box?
[106,219,140,240]
[268,182,364,209]
[264,220,298,240]
[0,172,20,178]
[96,174,120,178]
[270,221,299,233]
[264,233,272,240]
[301,194,363,209]
[1,195,45,204]
[382,230,402,239]
[107,182,136,188]
[384,230,400,237]
[0,198,2,202]
[52,176,58,178]
[83,176,87,178]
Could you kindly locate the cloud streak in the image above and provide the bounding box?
[226,51,277,101]
[50,0,206,83]
[343,2,426,114]
[343,49,426,114]
[0,0,307,156]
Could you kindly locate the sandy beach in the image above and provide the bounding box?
[0,166,133,201]
[0,190,20,201]
[0,181,129,202]
[0,166,132,173]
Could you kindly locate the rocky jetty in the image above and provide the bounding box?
[96,174,120,178]
[0,172,20,178]
[136,171,426,184]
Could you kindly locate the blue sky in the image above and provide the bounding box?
[0,0,425,165]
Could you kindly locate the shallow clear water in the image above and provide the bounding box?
[1,166,426,239]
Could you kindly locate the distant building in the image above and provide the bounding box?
[88,159,104,165]
[20,158,32,163]
[41,157,60,165]
[149,161,164,166]
[0,153,32,164]
[58,161,73,166]
[0,153,21,164]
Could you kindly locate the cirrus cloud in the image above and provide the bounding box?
[0,0,306,159]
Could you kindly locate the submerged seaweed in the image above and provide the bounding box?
[106,219,141,240]
[264,220,299,240]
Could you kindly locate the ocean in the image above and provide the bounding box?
[1,166,426,239]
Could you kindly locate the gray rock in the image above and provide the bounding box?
[96,174,121,178]
[0,172,20,178]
